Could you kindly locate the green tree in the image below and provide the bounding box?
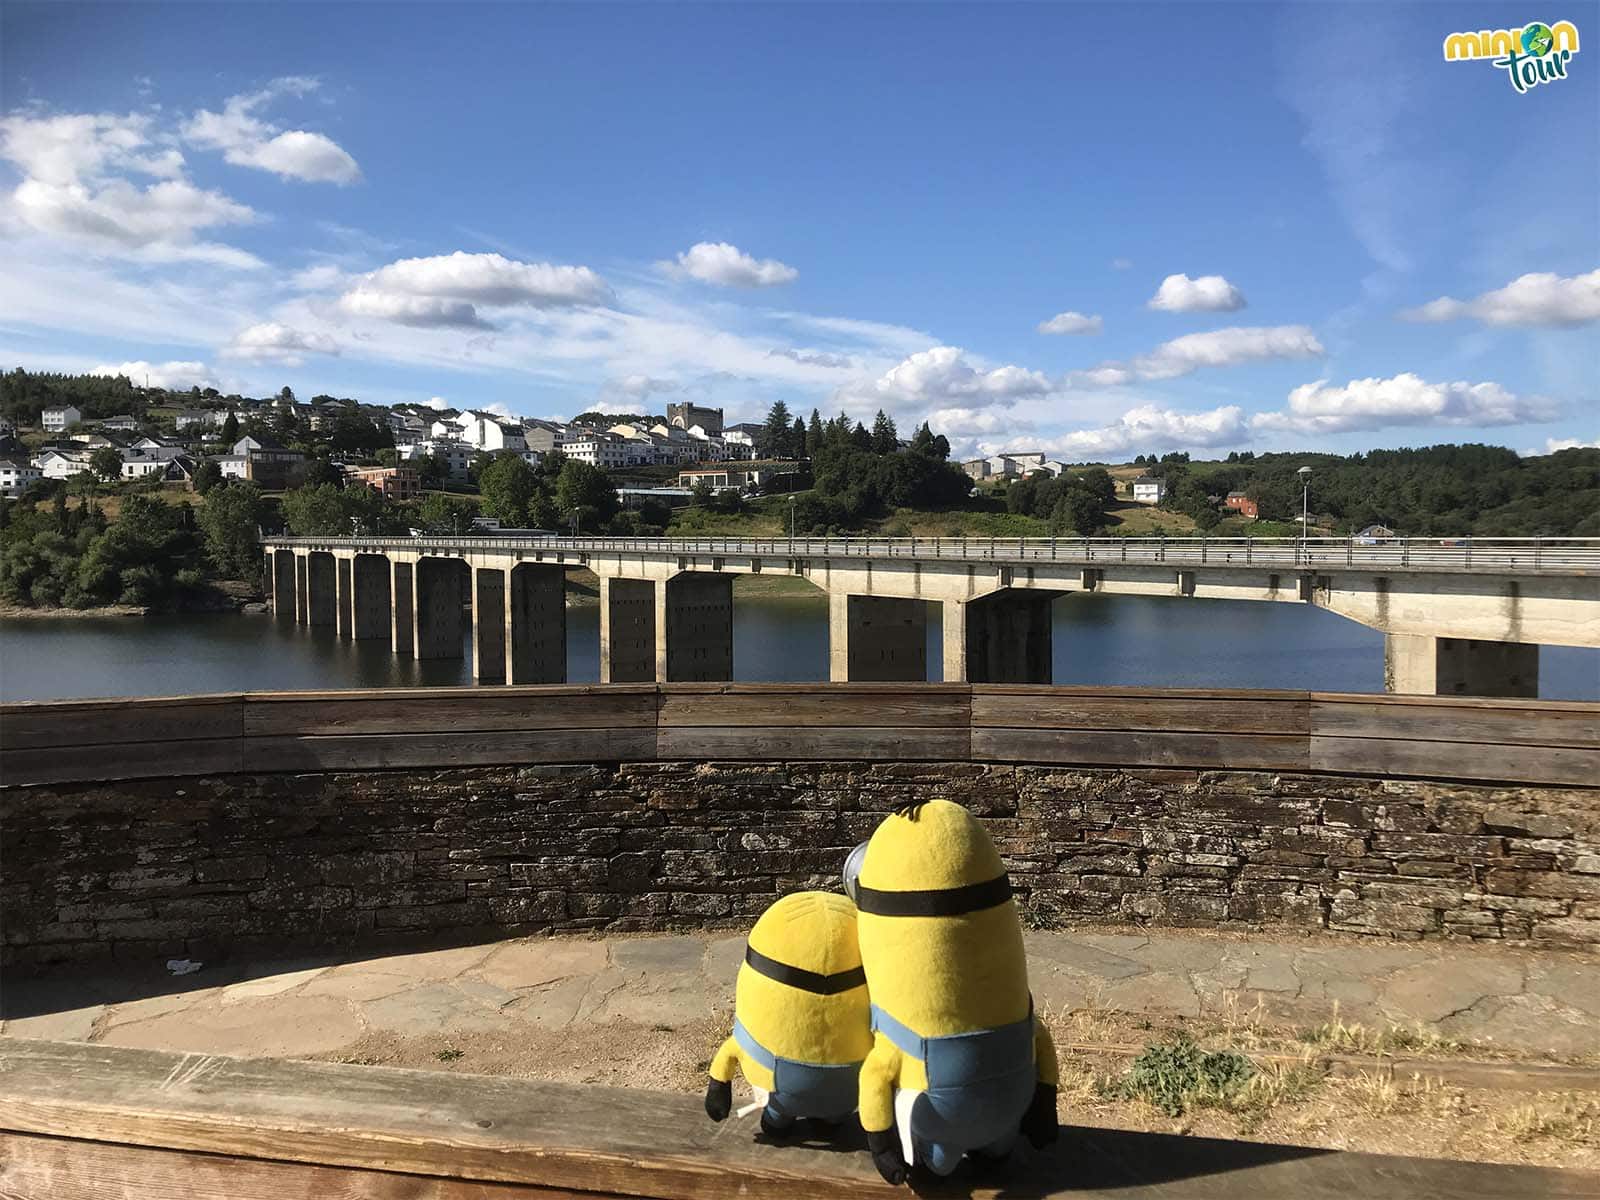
[280,484,349,535]
[196,481,265,580]
[191,460,223,495]
[792,417,806,458]
[478,452,539,527]
[220,413,239,443]
[415,492,477,533]
[89,447,124,482]
[554,460,619,530]
[806,409,823,457]
[871,410,898,455]
[1052,487,1104,534]
[758,400,794,459]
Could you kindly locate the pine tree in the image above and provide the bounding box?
[871,410,898,455]
[806,409,823,457]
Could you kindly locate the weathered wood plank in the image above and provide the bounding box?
[657,726,971,762]
[1309,735,1600,788]
[973,694,1310,736]
[0,1041,1591,1200]
[971,729,1309,771]
[659,687,970,728]
[1311,700,1600,748]
[0,738,245,789]
[244,690,658,737]
[240,729,658,773]
[978,684,1310,701]
[0,1132,585,1199]
[0,696,244,751]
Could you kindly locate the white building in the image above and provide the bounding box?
[42,405,82,432]
[0,457,42,496]
[399,437,475,481]
[99,414,140,432]
[1132,475,1167,504]
[214,454,249,480]
[119,447,188,479]
[562,434,634,470]
[33,448,93,479]
[983,452,1068,479]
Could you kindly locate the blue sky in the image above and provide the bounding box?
[1,1,1595,460]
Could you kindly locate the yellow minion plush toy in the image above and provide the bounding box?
[845,800,1059,1183]
[704,891,874,1137]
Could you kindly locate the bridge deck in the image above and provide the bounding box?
[262,534,1600,576]
[1,1039,1593,1199]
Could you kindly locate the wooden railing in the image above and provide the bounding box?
[0,1039,1589,1200]
[3,685,1596,790]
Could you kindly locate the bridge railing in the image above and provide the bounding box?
[259,534,1600,573]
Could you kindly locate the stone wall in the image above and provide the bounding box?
[5,761,1597,970]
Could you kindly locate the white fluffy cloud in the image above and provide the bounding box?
[0,110,259,266]
[1525,437,1599,456]
[1252,373,1555,435]
[91,359,214,390]
[0,112,182,186]
[837,346,1052,415]
[1037,310,1102,335]
[1073,326,1324,387]
[223,321,339,363]
[666,241,798,288]
[182,78,360,185]
[1148,273,1246,313]
[338,251,612,329]
[1027,405,1251,460]
[1401,269,1600,328]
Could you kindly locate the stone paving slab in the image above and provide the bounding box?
[2,926,1596,1061]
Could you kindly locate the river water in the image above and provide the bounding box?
[1,590,1595,701]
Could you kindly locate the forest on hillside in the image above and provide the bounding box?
[1143,445,1599,537]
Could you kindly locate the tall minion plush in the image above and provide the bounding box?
[704,891,874,1137]
[846,800,1059,1183]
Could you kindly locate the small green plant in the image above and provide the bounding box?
[435,1046,464,1062]
[1105,1035,1257,1116]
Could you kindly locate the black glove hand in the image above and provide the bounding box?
[1021,1081,1058,1148]
[867,1128,907,1186]
[704,1078,732,1122]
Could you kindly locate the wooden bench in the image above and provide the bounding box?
[0,1039,1593,1198]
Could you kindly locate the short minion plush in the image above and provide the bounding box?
[846,800,1058,1183]
[704,891,874,1137]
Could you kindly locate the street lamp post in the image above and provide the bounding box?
[1297,465,1312,563]
[788,493,796,541]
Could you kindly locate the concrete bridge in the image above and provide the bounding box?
[259,534,1600,697]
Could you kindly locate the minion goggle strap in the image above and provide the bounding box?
[852,873,1013,917]
[744,944,867,995]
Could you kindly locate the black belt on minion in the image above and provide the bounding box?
[744,944,868,994]
[853,873,1013,918]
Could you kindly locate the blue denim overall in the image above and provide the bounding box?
[733,1017,861,1125]
[871,1004,1036,1176]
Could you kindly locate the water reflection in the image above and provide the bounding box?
[2,589,1594,701]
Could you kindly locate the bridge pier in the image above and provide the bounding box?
[1385,633,1539,698]
[293,553,309,624]
[829,594,927,681]
[306,552,336,628]
[473,568,507,683]
[964,589,1056,684]
[271,550,296,619]
[335,557,354,639]
[508,564,566,684]
[600,577,656,683]
[665,573,733,682]
[352,555,391,640]
[391,561,414,657]
[414,557,464,659]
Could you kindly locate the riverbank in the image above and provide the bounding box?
[0,602,147,620]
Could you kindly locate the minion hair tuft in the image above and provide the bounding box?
[891,800,927,819]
